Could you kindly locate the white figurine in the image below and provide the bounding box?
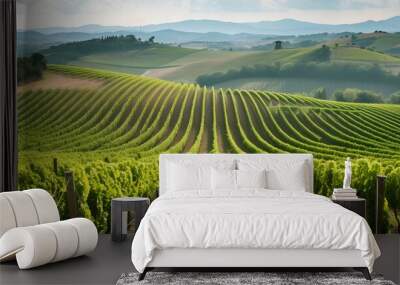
[343,157,352,189]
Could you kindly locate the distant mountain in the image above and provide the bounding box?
[140,17,400,35]
[26,16,400,36]
[17,16,400,56]
[17,30,105,56]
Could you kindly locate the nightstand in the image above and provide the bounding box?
[332,197,366,218]
[111,197,150,242]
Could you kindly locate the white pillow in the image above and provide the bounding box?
[211,168,236,190]
[167,162,211,191]
[266,161,307,191]
[237,159,307,191]
[236,169,267,189]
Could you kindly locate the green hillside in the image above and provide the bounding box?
[350,32,400,55]
[69,46,199,74]
[44,37,400,85]
[112,46,400,82]
[157,48,312,81]
[17,65,400,232]
[331,46,400,63]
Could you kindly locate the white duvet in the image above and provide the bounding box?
[131,190,380,273]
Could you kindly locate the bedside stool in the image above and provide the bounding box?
[332,197,366,218]
[111,197,150,242]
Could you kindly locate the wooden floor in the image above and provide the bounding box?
[0,234,398,285]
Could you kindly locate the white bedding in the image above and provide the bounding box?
[131,190,380,273]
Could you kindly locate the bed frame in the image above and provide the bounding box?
[140,248,370,280]
[139,154,372,280]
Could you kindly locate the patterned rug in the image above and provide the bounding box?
[116,271,395,285]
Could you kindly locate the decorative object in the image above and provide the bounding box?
[111,197,150,242]
[117,271,394,285]
[332,157,357,199]
[332,197,366,218]
[332,188,358,200]
[343,157,352,190]
[0,189,98,269]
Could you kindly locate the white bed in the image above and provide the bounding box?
[131,154,380,280]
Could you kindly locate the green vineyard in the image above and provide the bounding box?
[17,64,400,232]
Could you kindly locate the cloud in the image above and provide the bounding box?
[16,0,400,29]
[260,0,400,10]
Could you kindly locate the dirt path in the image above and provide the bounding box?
[18,71,104,93]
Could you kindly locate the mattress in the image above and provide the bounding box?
[131,189,380,273]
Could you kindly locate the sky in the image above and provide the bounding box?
[17,0,400,29]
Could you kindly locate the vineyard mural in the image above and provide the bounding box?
[16,0,400,233]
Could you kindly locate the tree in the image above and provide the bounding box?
[354,90,383,103]
[333,90,351,102]
[333,88,383,103]
[274,41,282,50]
[31,53,47,70]
[148,36,155,43]
[390,91,400,104]
[386,168,400,233]
[302,45,331,62]
[312,87,327,100]
[17,53,47,84]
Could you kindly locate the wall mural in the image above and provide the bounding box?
[16,0,400,233]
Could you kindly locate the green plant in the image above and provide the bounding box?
[386,168,400,233]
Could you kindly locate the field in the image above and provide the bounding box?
[60,45,400,96]
[17,64,400,232]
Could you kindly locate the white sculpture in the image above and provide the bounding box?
[343,157,352,189]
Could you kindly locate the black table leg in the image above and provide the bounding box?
[111,201,122,241]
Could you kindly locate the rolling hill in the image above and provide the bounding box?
[351,32,400,55]
[40,40,400,97]
[19,65,400,159]
[17,65,400,232]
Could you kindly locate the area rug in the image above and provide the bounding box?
[116,272,395,285]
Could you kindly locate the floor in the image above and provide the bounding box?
[0,234,398,285]
[374,234,400,284]
[0,235,134,285]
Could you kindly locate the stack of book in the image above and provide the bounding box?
[332,188,358,200]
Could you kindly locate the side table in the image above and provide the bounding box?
[111,197,150,242]
[332,197,366,218]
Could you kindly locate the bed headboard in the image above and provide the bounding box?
[159,153,314,195]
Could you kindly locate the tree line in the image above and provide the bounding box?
[42,35,158,64]
[312,87,400,104]
[17,53,47,84]
[196,61,400,89]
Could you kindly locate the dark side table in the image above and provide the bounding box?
[332,197,366,218]
[111,197,150,242]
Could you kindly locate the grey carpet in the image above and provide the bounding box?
[117,272,395,285]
